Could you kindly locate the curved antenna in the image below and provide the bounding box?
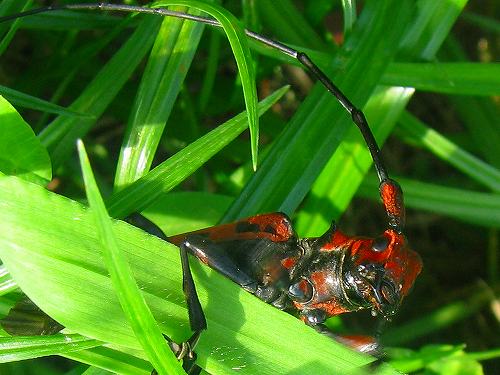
[0,3,405,231]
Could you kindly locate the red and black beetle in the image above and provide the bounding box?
[167,180,422,353]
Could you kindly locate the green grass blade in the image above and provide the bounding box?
[297,0,468,234]
[441,35,500,169]
[341,0,357,35]
[224,0,413,221]
[0,0,32,56]
[77,140,184,374]
[0,334,102,362]
[63,346,152,374]
[382,285,493,345]
[142,192,233,236]
[107,86,288,219]
[383,62,500,96]
[256,0,327,49]
[296,86,415,235]
[0,96,51,183]
[0,85,91,118]
[153,1,259,170]
[398,111,500,192]
[38,17,163,169]
[114,6,207,190]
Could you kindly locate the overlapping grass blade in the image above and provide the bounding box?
[78,140,183,374]
[114,5,208,190]
[108,86,287,218]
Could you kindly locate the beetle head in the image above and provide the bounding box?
[343,230,422,318]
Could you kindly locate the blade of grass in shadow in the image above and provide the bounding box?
[114,5,208,190]
[382,284,494,345]
[256,0,327,50]
[0,96,51,184]
[0,85,91,118]
[441,35,500,169]
[153,1,259,170]
[77,140,183,374]
[383,62,500,96]
[0,0,32,56]
[198,30,221,112]
[107,86,288,219]
[39,16,163,169]
[397,111,500,193]
[223,0,412,221]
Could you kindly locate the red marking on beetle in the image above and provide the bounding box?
[308,301,351,317]
[197,252,210,265]
[320,230,354,251]
[310,270,330,297]
[334,335,379,354]
[168,213,295,245]
[247,213,294,241]
[296,279,311,295]
[281,256,297,269]
[380,181,403,219]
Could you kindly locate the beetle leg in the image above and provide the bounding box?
[182,234,258,293]
[179,241,208,333]
[151,242,207,375]
[125,214,206,372]
[307,320,380,356]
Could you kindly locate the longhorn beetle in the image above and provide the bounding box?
[0,2,423,373]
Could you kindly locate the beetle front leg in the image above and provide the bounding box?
[152,241,208,375]
[125,214,206,373]
[181,234,259,293]
[300,309,379,356]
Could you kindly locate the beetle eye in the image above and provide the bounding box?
[372,236,389,252]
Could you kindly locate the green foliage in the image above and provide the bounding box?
[0,0,498,374]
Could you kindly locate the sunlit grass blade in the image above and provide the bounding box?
[0,334,102,362]
[341,0,357,35]
[0,96,51,183]
[107,86,288,219]
[296,86,414,236]
[62,346,153,374]
[0,174,400,374]
[142,192,233,236]
[114,6,207,190]
[297,0,468,234]
[153,1,259,170]
[77,140,184,374]
[0,266,17,296]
